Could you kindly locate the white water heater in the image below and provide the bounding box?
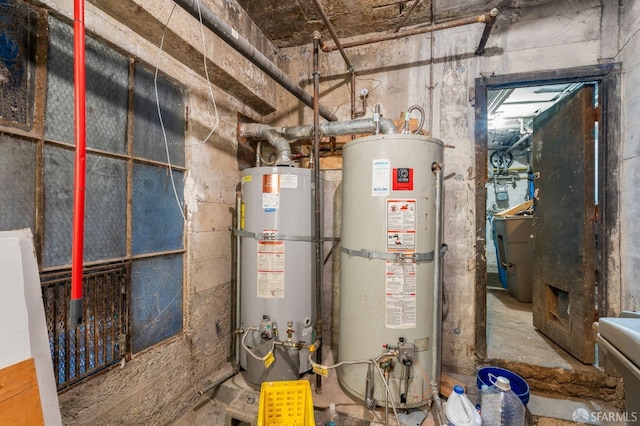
[338,133,444,408]
[239,167,318,387]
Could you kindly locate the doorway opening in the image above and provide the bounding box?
[485,82,597,370]
[474,65,621,372]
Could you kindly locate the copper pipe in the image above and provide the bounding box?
[319,11,497,52]
[351,72,356,120]
[311,0,354,73]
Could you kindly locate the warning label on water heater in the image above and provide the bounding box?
[257,239,285,299]
[386,199,416,252]
[392,168,413,191]
[262,174,280,212]
[385,261,417,328]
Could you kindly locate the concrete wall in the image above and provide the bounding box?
[34,0,278,424]
[276,0,621,375]
[619,0,640,312]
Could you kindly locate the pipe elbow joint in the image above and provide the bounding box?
[379,118,399,134]
[240,124,294,166]
[364,397,376,410]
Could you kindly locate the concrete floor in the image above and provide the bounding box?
[171,369,627,426]
[171,349,441,426]
[484,283,627,426]
[486,285,596,372]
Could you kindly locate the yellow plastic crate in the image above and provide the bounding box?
[257,380,315,426]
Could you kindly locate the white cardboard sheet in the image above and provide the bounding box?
[0,229,62,425]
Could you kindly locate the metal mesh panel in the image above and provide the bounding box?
[132,163,184,255]
[0,0,37,129]
[133,64,185,166]
[43,145,127,267]
[45,16,129,154]
[131,254,183,353]
[0,134,36,232]
[41,261,128,390]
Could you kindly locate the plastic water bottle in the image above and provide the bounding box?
[445,385,482,426]
[480,376,526,426]
[326,403,338,426]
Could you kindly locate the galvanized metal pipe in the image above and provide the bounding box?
[173,0,337,122]
[234,191,242,366]
[312,33,323,394]
[197,366,239,396]
[506,133,532,153]
[430,163,444,401]
[430,388,446,426]
[239,118,398,157]
[279,117,398,140]
[320,11,497,52]
[238,123,293,165]
[475,8,499,55]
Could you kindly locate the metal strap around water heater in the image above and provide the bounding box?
[341,246,435,263]
[232,228,339,242]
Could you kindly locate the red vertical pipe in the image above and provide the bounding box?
[70,0,86,327]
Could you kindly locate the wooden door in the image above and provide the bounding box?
[532,84,597,364]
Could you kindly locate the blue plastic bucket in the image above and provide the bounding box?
[477,366,530,405]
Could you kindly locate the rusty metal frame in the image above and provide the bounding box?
[40,260,130,391]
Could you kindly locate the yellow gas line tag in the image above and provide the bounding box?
[264,352,275,369]
[313,364,329,377]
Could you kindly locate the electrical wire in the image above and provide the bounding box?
[308,354,373,370]
[355,76,383,93]
[339,75,384,117]
[153,0,222,224]
[195,0,220,142]
[154,3,186,224]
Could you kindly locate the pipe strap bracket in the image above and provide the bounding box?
[233,228,339,243]
[341,246,437,263]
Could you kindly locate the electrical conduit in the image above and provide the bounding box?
[70,0,87,328]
